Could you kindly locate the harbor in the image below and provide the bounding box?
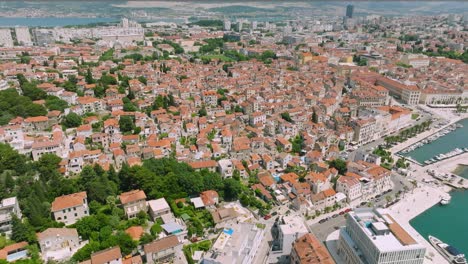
[410,190,468,260]
[399,121,468,166]
[388,110,468,263]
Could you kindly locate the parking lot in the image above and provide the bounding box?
[310,212,347,241]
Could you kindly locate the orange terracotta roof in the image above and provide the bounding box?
[51,192,87,212]
[125,226,144,240]
[119,190,146,204]
[91,247,122,264]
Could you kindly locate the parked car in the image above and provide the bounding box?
[344,208,352,213]
[264,214,272,220]
[332,214,339,218]
[319,218,327,224]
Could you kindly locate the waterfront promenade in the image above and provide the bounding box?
[385,108,468,263]
[388,185,450,264]
[391,112,468,155]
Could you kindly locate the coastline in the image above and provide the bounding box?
[388,184,451,264]
[386,110,468,263]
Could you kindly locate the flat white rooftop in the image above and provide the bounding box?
[349,208,425,252]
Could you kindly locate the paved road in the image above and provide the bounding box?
[310,214,346,242]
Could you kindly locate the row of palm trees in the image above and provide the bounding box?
[384,120,433,147]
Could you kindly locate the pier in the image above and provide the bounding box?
[407,152,468,189]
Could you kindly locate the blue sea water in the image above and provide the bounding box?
[0,17,118,27]
[400,119,468,163]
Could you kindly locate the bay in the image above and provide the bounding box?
[410,191,468,256]
[400,119,468,164]
[0,17,118,27]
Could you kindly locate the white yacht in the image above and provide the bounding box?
[429,236,467,264]
[440,198,450,205]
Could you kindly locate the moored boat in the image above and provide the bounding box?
[440,198,450,205]
[429,235,467,264]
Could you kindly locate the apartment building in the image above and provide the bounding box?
[37,228,85,261]
[290,233,335,264]
[0,197,22,236]
[336,175,363,203]
[51,192,89,225]
[31,140,61,161]
[351,118,377,145]
[119,190,147,219]
[147,198,171,221]
[400,54,430,68]
[218,159,233,178]
[144,236,181,264]
[203,223,264,264]
[15,27,32,46]
[376,78,421,105]
[0,29,13,47]
[77,97,104,113]
[269,215,309,263]
[419,89,465,105]
[90,246,122,264]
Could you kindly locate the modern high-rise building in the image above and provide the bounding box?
[337,208,426,264]
[346,4,354,18]
[0,28,13,47]
[251,20,257,30]
[223,19,231,31]
[237,21,243,32]
[15,27,32,46]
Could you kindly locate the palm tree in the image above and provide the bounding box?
[385,195,393,204]
[415,124,422,133]
[384,137,391,147]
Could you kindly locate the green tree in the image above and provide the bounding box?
[99,75,117,87]
[119,116,134,133]
[62,112,82,128]
[11,215,35,243]
[223,178,243,201]
[0,143,28,174]
[281,112,293,123]
[328,159,347,175]
[137,76,147,85]
[198,106,207,117]
[312,110,318,123]
[45,96,69,112]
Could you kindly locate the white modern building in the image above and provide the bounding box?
[147,198,171,221]
[203,222,264,264]
[338,208,426,264]
[0,197,22,236]
[269,215,309,263]
[0,29,13,47]
[218,159,233,178]
[15,27,32,46]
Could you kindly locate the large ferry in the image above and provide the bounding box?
[429,236,467,264]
